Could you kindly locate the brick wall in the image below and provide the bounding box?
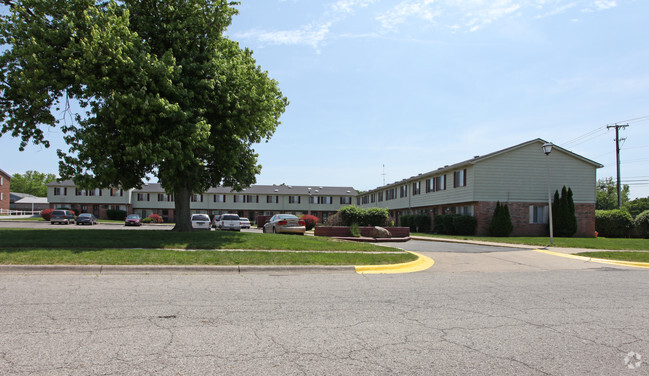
[475,201,596,237]
[314,226,410,238]
[0,172,11,212]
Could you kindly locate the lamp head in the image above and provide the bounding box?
[542,142,553,155]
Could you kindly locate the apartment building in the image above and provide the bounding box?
[356,139,602,237]
[0,168,11,213]
[46,181,356,223]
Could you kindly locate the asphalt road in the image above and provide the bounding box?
[1,239,648,375]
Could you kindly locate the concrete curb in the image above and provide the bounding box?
[0,264,356,274]
[410,236,535,249]
[533,249,649,269]
[355,251,435,274]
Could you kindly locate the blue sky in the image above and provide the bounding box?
[1,0,648,198]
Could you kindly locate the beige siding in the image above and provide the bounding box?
[473,143,597,203]
[48,187,132,205]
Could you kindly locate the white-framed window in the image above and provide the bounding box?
[288,196,300,204]
[0,176,3,185]
[400,185,408,198]
[529,205,548,224]
[214,194,225,203]
[0,192,3,201]
[54,188,62,196]
[412,181,421,195]
[233,195,244,203]
[267,195,278,204]
[454,169,467,188]
[435,175,446,191]
[191,194,204,202]
[457,205,474,216]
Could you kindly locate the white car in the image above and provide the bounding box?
[240,217,251,229]
[191,214,211,230]
[219,213,241,231]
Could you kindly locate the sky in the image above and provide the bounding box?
[1,0,648,198]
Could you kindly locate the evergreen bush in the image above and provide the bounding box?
[350,222,361,237]
[453,215,478,235]
[553,186,577,237]
[401,214,431,232]
[488,201,513,237]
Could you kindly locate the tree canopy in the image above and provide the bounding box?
[8,170,57,197]
[0,0,288,231]
[596,177,629,210]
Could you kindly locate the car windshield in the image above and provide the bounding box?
[240,218,249,221]
[79,214,91,217]
[222,215,239,220]
[127,215,139,219]
[277,214,298,220]
[192,214,209,221]
[52,211,65,215]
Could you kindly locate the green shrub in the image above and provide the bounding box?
[339,206,363,226]
[365,207,390,226]
[325,212,343,226]
[401,214,431,232]
[488,201,513,237]
[141,217,153,223]
[350,223,361,237]
[338,206,389,227]
[453,215,477,235]
[107,209,128,221]
[596,209,633,238]
[553,186,577,237]
[633,210,649,238]
[433,214,455,234]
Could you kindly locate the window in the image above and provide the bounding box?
[457,205,474,216]
[0,176,2,185]
[288,196,300,204]
[214,194,226,203]
[386,188,396,200]
[191,194,204,202]
[54,188,61,196]
[378,192,383,202]
[158,193,164,201]
[356,197,361,205]
[361,195,369,204]
[0,192,3,201]
[87,189,95,196]
[317,196,333,205]
[76,188,83,196]
[370,193,376,203]
[137,193,150,201]
[340,196,352,205]
[529,206,548,224]
[246,195,259,203]
[435,175,446,191]
[267,195,278,204]
[412,181,421,195]
[400,185,408,198]
[234,195,244,203]
[454,169,467,188]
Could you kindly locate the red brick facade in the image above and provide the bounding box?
[0,170,10,213]
[474,201,595,237]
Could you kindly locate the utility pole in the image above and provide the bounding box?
[606,123,628,208]
[382,164,386,186]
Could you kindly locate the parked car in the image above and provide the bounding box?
[263,214,306,235]
[124,214,142,226]
[50,209,76,225]
[240,217,251,229]
[212,214,221,228]
[219,213,241,231]
[191,214,211,231]
[76,213,98,225]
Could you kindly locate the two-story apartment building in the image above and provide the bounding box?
[0,168,11,214]
[46,181,356,223]
[356,139,602,237]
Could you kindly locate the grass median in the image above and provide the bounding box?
[574,251,649,263]
[0,229,416,266]
[412,233,649,251]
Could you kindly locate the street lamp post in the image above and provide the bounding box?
[542,142,554,245]
[307,188,311,215]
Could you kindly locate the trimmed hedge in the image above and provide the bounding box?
[595,209,633,238]
[634,210,649,239]
[401,214,431,232]
[339,206,389,227]
[107,209,128,221]
[433,214,477,235]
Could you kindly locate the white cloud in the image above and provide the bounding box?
[593,0,617,10]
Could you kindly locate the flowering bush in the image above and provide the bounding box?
[148,214,164,223]
[300,214,319,231]
[40,208,54,221]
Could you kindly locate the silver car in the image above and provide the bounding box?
[263,214,306,235]
[191,214,211,231]
[219,214,241,231]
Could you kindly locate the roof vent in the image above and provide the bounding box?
[474,155,480,158]
[274,189,278,192]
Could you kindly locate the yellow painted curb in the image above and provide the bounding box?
[534,249,649,269]
[355,251,435,274]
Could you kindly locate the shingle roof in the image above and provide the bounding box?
[139,183,356,196]
[0,168,12,179]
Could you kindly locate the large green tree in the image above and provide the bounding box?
[0,0,288,231]
[9,170,57,197]
[596,177,629,210]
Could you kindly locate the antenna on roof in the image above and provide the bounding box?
[382,164,386,186]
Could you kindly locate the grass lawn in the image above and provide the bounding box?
[0,217,125,223]
[0,229,416,265]
[0,248,417,266]
[575,252,649,263]
[412,233,649,251]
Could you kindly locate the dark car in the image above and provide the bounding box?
[50,210,76,225]
[124,214,142,226]
[76,213,98,225]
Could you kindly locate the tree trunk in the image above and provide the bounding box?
[172,184,194,232]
